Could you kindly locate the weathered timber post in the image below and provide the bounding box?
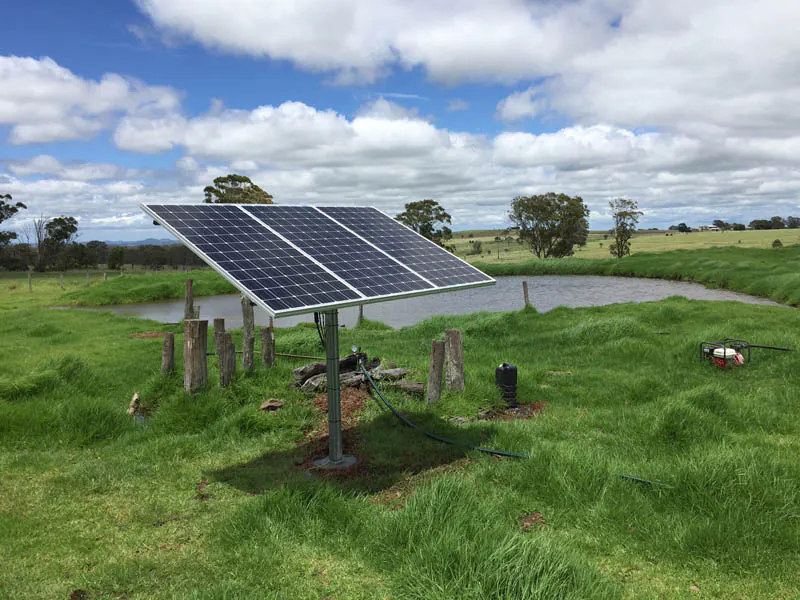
[86,269,90,285]
[183,319,208,392]
[103,272,108,281]
[261,326,275,367]
[219,332,234,387]
[357,304,364,326]
[426,339,445,404]
[60,272,64,289]
[522,280,530,308]
[161,332,175,375]
[213,318,226,352]
[444,330,465,392]
[184,279,194,320]
[241,296,255,371]
[225,333,236,384]
[28,271,32,292]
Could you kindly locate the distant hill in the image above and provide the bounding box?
[102,238,176,247]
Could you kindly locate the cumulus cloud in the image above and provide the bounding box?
[495,88,543,122]
[0,56,180,144]
[132,0,800,143]
[7,155,132,181]
[135,0,616,84]
[495,0,800,140]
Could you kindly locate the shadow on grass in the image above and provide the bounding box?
[209,410,504,494]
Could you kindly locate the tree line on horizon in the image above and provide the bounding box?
[2,172,793,272]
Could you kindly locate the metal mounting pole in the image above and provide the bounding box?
[313,309,356,469]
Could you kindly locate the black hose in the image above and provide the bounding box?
[359,362,528,459]
[314,312,325,349]
[747,344,793,352]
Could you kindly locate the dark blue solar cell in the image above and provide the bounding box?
[144,204,361,313]
[244,205,433,297]
[318,206,494,288]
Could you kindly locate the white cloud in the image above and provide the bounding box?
[0,56,180,144]
[495,88,543,122]
[135,0,616,84]
[101,99,800,233]
[493,0,800,140]
[446,99,470,112]
[8,155,130,181]
[132,0,800,144]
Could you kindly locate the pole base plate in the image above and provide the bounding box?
[312,455,357,469]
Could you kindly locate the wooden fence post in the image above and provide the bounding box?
[241,296,255,371]
[357,304,364,326]
[184,279,194,320]
[261,326,275,367]
[183,319,208,392]
[444,330,465,392]
[86,270,90,285]
[103,272,108,281]
[219,332,235,387]
[161,333,175,375]
[28,271,32,292]
[225,333,237,386]
[426,339,445,404]
[60,272,64,289]
[522,280,531,308]
[213,318,226,351]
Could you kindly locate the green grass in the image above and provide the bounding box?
[1,276,799,598]
[477,245,800,306]
[454,228,800,263]
[55,269,236,306]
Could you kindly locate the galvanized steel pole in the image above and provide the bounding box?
[314,309,356,468]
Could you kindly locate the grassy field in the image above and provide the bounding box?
[455,228,800,263]
[476,245,800,307]
[1,275,799,598]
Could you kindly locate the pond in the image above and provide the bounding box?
[91,275,783,329]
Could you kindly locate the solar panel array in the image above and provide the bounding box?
[141,203,494,317]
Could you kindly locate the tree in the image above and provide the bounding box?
[508,193,590,259]
[732,223,746,231]
[712,219,731,231]
[396,199,454,249]
[0,194,27,247]
[26,215,79,271]
[86,241,108,266]
[749,219,772,230]
[772,239,783,249]
[203,174,273,204]
[108,246,125,270]
[677,223,691,233]
[769,216,786,230]
[787,216,800,229]
[609,198,643,259]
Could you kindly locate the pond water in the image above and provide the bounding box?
[90,275,782,329]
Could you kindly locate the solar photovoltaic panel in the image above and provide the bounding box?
[141,203,494,317]
[318,206,494,288]
[143,204,362,313]
[243,205,434,298]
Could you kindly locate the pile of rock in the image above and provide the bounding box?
[290,354,424,395]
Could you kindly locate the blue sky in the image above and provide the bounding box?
[1,0,798,240]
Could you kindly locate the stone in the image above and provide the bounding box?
[370,367,409,381]
[127,392,140,416]
[259,399,284,411]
